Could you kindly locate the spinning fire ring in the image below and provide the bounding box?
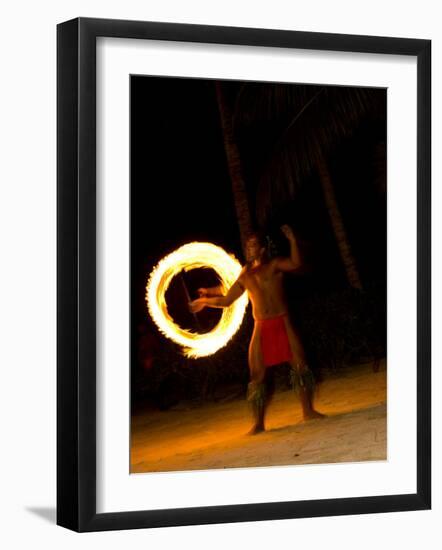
[146,242,248,358]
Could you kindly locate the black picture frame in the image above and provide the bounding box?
[57,17,431,532]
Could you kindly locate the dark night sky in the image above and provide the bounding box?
[131,76,241,254]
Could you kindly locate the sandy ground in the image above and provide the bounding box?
[131,361,386,473]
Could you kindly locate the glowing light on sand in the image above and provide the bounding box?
[146,242,248,358]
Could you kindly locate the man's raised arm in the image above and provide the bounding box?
[273,224,303,273]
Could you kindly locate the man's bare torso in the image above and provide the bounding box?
[240,260,289,321]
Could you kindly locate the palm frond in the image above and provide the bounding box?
[232,83,385,226]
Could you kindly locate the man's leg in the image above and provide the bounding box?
[246,323,268,435]
[282,317,325,420]
[289,360,324,420]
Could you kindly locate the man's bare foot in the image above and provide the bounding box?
[303,410,326,421]
[247,424,265,435]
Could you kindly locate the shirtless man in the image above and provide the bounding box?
[189,225,324,434]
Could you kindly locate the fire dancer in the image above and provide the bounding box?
[189,224,325,434]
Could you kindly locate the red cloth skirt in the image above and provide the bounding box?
[257,314,293,367]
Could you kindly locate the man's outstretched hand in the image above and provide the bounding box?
[189,298,206,313]
[280,224,295,241]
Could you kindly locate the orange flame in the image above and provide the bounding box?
[146,242,248,358]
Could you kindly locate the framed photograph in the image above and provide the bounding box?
[57,17,431,532]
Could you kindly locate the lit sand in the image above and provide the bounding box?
[131,362,386,473]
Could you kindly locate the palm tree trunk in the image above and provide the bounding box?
[215,82,253,257]
[317,156,363,289]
